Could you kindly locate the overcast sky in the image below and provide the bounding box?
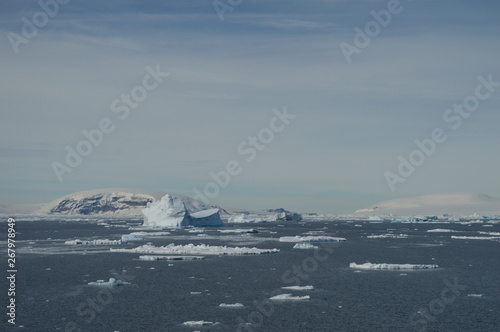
[1,0,499,213]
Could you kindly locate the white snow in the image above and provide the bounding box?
[269,294,310,301]
[293,242,319,249]
[142,194,223,228]
[279,236,346,242]
[281,285,314,291]
[111,243,279,255]
[88,278,130,286]
[138,255,205,261]
[219,303,244,308]
[349,262,439,270]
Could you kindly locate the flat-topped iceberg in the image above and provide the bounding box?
[142,194,223,228]
[111,243,279,255]
[280,236,346,243]
[349,262,439,270]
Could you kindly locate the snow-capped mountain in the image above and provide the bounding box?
[354,192,500,217]
[32,188,229,215]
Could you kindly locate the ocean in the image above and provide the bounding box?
[2,218,499,331]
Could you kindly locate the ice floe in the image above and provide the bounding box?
[279,236,346,243]
[427,229,457,232]
[111,243,279,255]
[65,239,122,245]
[366,234,408,239]
[138,255,205,261]
[349,262,439,270]
[181,321,219,327]
[281,285,314,291]
[219,303,244,308]
[451,236,500,240]
[269,294,310,301]
[121,234,143,242]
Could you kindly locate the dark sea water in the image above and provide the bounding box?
[1,218,499,332]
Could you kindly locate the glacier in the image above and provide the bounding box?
[142,194,223,228]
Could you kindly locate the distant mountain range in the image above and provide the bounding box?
[0,188,229,216]
[354,192,500,216]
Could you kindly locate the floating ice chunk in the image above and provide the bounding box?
[478,231,500,236]
[121,234,144,242]
[467,294,483,297]
[281,285,314,291]
[269,294,310,301]
[427,229,457,232]
[139,255,205,261]
[88,278,130,286]
[279,236,346,243]
[65,239,122,245]
[219,228,257,234]
[181,321,219,327]
[219,303,244,308]
[349,262,439,270]
[293,242,319,249]
[111,243,279,255]
[366,234,408,239]
[451,236,500,240]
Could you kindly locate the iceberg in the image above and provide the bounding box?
[349,262,439,270]
[227,214,265,223]
[142,194,223,228]
[121,233,144,242]
[181,321,219,327]
[269,294,310,301]
[293,242,319,249]
[427,229,457,232]
[366,234,408,239]
[279,236,346,242]
[111,243,279,255]
[88,278,130,287]
[451,235,500,240]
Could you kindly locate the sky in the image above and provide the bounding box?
[1,0,499,214]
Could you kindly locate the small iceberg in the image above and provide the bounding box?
[349,262,439,270]
[88,278,130,287]
[181,321,219,327]
[366,234,408,239]
[219,303,244,308]
[269,294,310,301]
[111,243,279,255]
[281,285,314,291]
[293,242,319,249]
